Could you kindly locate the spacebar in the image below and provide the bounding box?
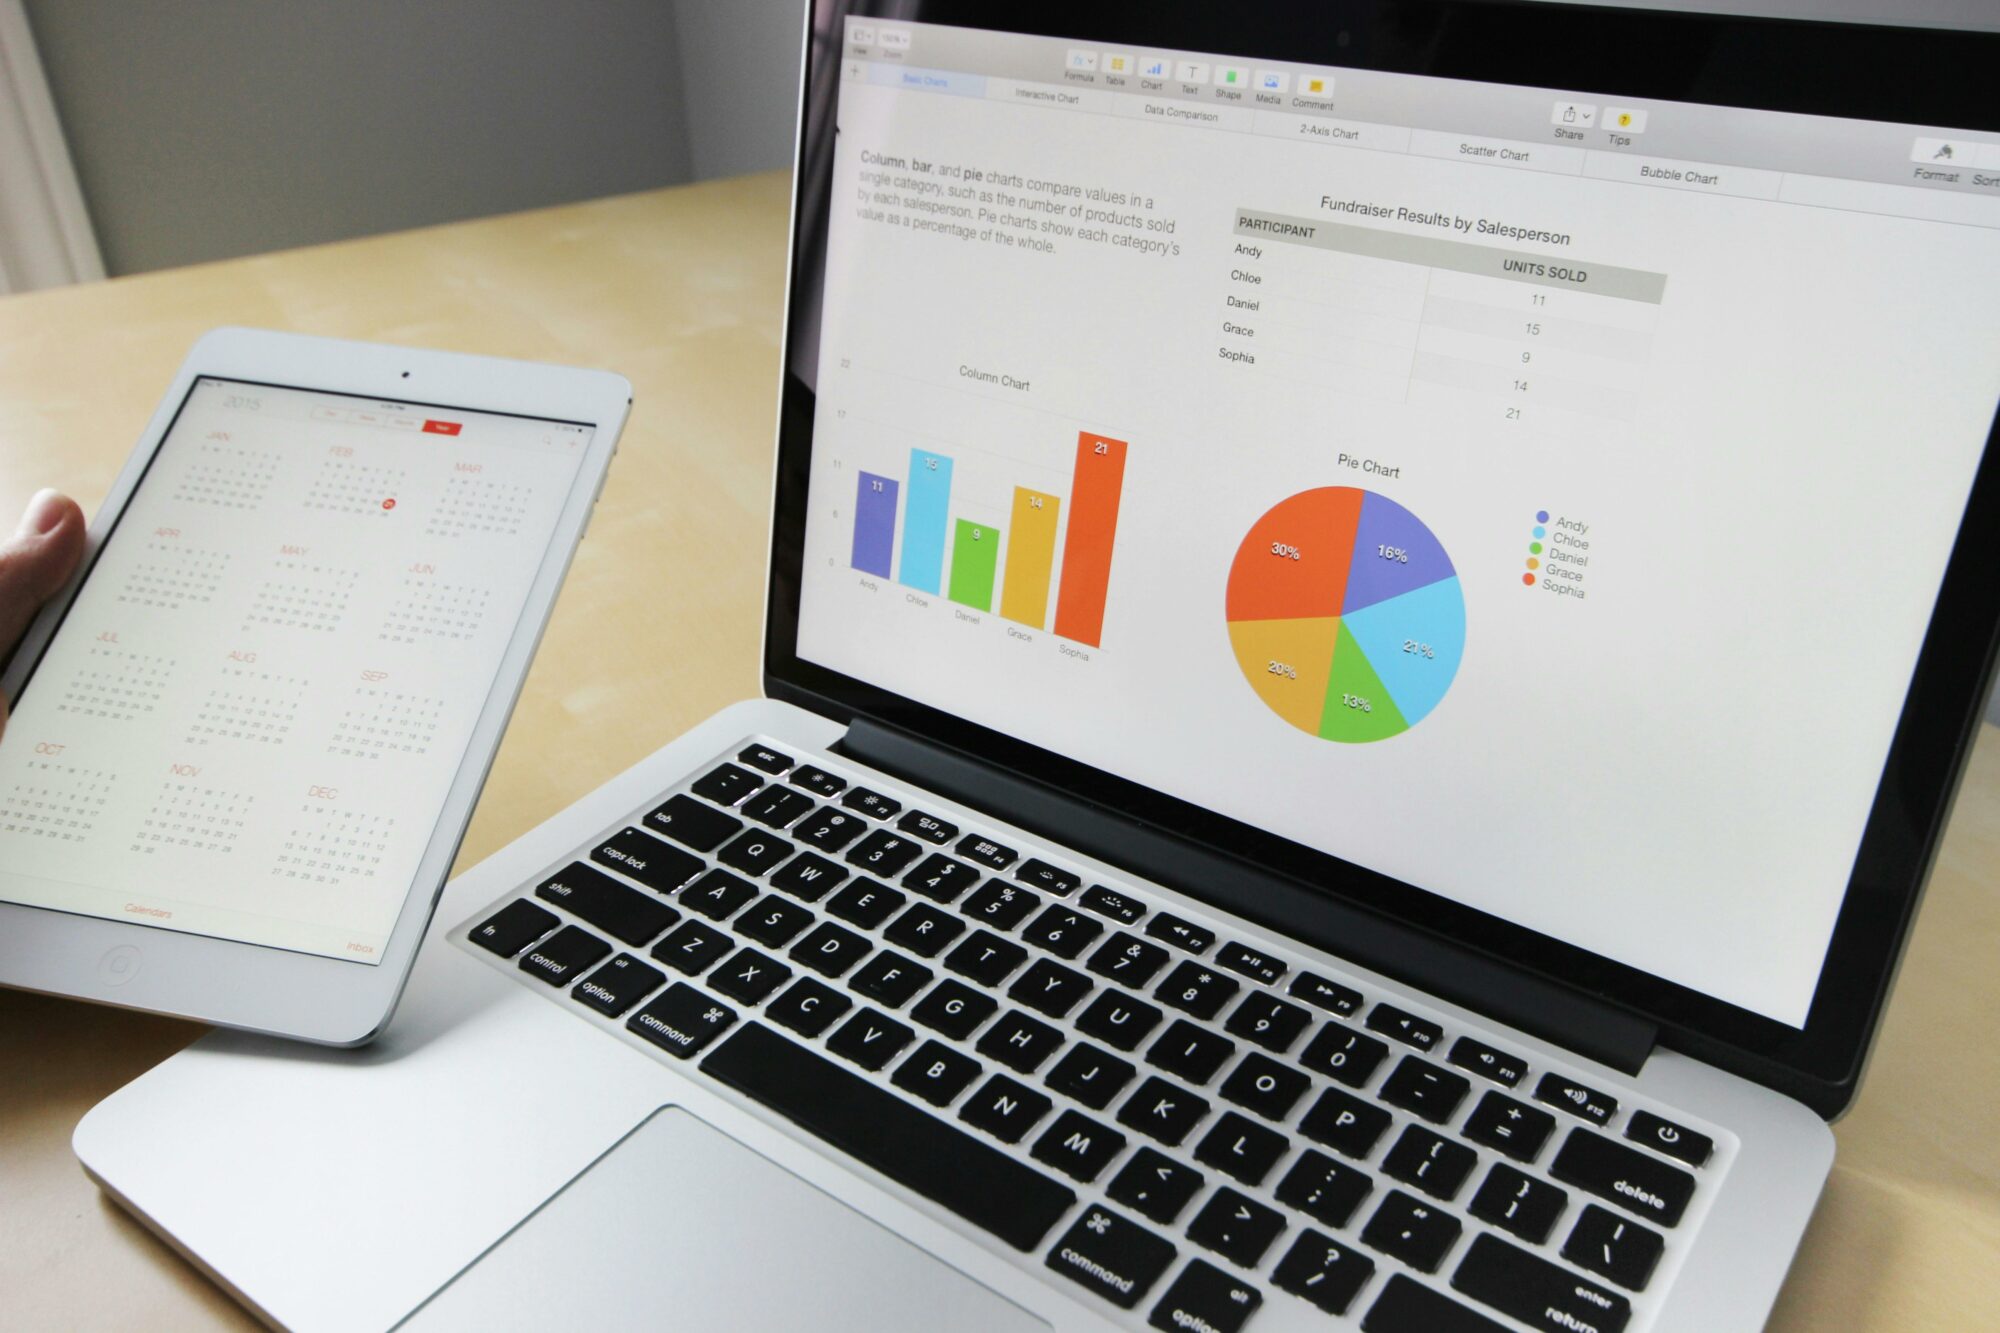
[703,1022,1077,1252]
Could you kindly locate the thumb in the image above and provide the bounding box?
[0,490,87,661]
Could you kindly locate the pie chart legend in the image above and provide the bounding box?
[1226,487,1465,742]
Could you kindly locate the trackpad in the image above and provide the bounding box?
[405,1106,1049,1330]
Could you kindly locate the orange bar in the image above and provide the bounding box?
[1052,431,1127,647]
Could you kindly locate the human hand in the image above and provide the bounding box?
[0,490,87,740]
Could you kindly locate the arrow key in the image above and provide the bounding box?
[1148,1259,1261,1333]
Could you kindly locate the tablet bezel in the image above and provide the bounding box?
[0,327,629,1043]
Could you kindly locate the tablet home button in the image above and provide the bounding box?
[99,945,142,987]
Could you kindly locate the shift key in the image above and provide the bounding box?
[535,862,679,945]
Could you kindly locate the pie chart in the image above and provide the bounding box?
[1226,487,1465,743]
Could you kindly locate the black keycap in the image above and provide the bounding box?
[571,953,666,1017]
[901,853,981,903]
[1469,1163,1569,1244]
[896,809,957,844]
[1536,1072,1618,1126]
[1383,1124,1478,1200]
[704,1023,1075,1251]
[1291,970,1365,1018]
[884,902,966,958]
[736,743,793,774]
[961,879,1040,930]
[626,982,736,1058]
[519,924,610,986]
[1196,1111,1290,1186]
[1454,1233,1633,1333]
[892,1040,982,1106]
[1274,1229,1375,1316]
[825,877,905,929]
[1215,940,1287,986]
[846,829,924,877]
[1147,1020,1237,1085]
[764,977,850,1037]
[1300,1086,1393,1159]
[735,894,816,948]
[955,833,1017,870]
[469,899,557,957]
[910,978,999,1040]
[768,851,848,902]
[788,764,847,797]
[1044,1043,1135,1110]
[1148,1260,1260,1333]
[1549,1128,1695,1227]
[943,930,1027,986]
[1010,958,1093,1019]
[691,762,762,807]
[740,784,816,829]
[1155,961,1239,1020]
[1277,1150,1375,1228]
[1107,1148,1205,1225]
[1032,1109,1125,1183]
[1224,993,1312,1053]
[1220,1051,1311,1120]
[1087,932,1170,989]
[1626,1110,1713,1168]
[679,867,759,921]
[825,1007,915,1071]
[976,1010,1065,1073]
[1188,1187,1286,1267]
[645,793,741,851]
[1015,858,1080,896]
[1075,990,1164,1053]
[850,950,932,1008]
[1462,1090,1556,1163]
[1144,912,1214,953]
[536,862,678,945]
[1380,1056,1471,1124]
[959,1074,1053,1144]
[1562,1204,1665,1291]
[1079,885,1146,924]
[591,827,704,894]
[1447,1036,1527,1088]
[1021,905,1104,959]
[793,805,866,851]
[716,829,794,877]
[1044,1205,1175,1310]
[1367,1003,1442,1052]
[1363,1274,1507,1333]
[788,921,872,978]
[1117,1076,1211,1148]
[842,786,900,819]
[650,920,735,975]
[1360,1190,1462,1274]
[1299,1023,1390,1088]
[709,948,794,1005]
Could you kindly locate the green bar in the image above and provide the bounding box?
[948,518,1001,610]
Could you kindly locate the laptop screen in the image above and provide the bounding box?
[790,17,2000,1028]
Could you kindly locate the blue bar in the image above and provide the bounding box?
[898,448,954,594]
[851,471,897,577]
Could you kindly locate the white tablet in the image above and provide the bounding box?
[0,328,628,1042]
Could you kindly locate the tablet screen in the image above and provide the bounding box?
[0,378,593,963]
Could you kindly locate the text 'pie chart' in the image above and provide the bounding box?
[1226,487,1465,743]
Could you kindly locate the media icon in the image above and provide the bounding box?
[1256,71,1289,93]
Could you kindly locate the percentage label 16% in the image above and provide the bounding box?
[1376,545,1408,563]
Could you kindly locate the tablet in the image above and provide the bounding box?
[0,328,628,1042]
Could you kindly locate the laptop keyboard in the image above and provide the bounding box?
[458,738,1726,1331]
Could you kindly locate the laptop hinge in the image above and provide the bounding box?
[836,718,1659,1076]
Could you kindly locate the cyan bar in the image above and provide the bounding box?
[898,448,954,594]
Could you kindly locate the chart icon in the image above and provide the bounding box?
[1226,487,1464,742]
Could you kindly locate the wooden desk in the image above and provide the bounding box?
[0,171,1994,1330]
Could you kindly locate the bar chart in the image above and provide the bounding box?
[849,430,1128,648]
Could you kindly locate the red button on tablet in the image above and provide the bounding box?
[422,419,461,436]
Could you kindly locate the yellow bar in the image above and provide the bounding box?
[1000,486,1061,628]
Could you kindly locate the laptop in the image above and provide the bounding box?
[74,3,2000,1330]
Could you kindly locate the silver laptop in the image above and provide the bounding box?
[76,3,2000,1330]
